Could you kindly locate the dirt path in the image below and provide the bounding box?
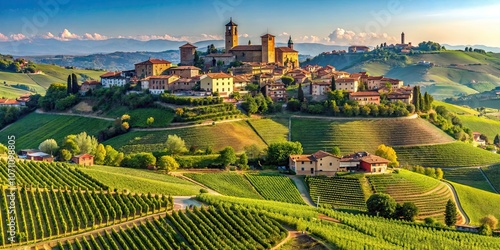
[35,109,115,121]
[289,176,316,207]
[441,181,470,225]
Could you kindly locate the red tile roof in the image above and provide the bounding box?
[276,47,297,53]
[0,99,20,105]
[336,77,358,83]
[180,43,197,48]
[230,45,262,51]
[312,150,337,159]
[150,75,179,79]
[169,66,201,70]
[290,155,314,162]
[73,153,94,159]
[135,59,172,65]
[349,91,380,97]
[82,80,100,85]
[233,75,249,83]
[100,71,121,78]
[206,72,233,79]
[361,155,389,164]
[260,33,275,38]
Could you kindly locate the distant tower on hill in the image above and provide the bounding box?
[288,36,294,50]
[225,17,238,52]
[179,43,197,66]
[401,32,405,44]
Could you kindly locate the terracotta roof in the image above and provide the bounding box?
[73,153,94,159]
[0,99,20,105]
[290,154,314,162]
[367,76,384,80]
[233,75,249,83]
[349,91,380,97]
[260,33,275,38]
[169,66,201,70]
[180,43,197,49]
[206,72,233,79]
[312,150,338,159]
[276,47,298,53]
[82,80,100,85]
[230,45,262,51]
[205,53,235,57]
[174,78,198,83]
[100,71,121,78]
[150,75,179,79]
[135,59,172,65]
[361,155,390,164]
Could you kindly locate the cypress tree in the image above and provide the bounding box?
[331,76,336,91]
[419,92,424,113]
[413,86,420,112]
[424,92,431,112]
[66,75,71,95]
[71,73,79,94]
[298,83,304,102]
[445,199,457,226]
[494,134,500,145]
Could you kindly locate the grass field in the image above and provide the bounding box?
[245,174,305,204]
[481,164,500,192]
[0,112,112,149]
[79,165,200,196]
[247,118,289,144]
[433,101,479,115]
[443,168,496,193]
[307,176,367,211]
[368,170,454,222]
[104,120,267,154]
[395,142,500,167]
[450,181,500,226]
[105,108,175,128]
[458,115,500,143]
[291,117,454,154]
[183,172,262,199]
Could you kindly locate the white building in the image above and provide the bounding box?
[100,72,127,88]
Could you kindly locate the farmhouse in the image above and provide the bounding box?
[200,72,234,98]
[289,150,341,176]
[80,80,101,95]
[472,132,486,146]
[135,59,172,78]
[19,150,54,162]
[359,154,389,173]
[145,75,181,95]
[0,99,21,108]
[100,71,127,88]
[72,154,94,166]
[349,91,381,105]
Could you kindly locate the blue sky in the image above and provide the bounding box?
[0,0,499,46]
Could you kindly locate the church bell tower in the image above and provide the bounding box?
[225,18,238,52]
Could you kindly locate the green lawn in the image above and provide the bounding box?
[458,115,500,143]
[367,170,452,221]
[0,112,112,149]
[291,117,453,154]
[395,142,500,167]
[443,168,495,193]
[247,118,289,144]
[481,165,500,192]
[105,108,175,128]
[104,120,267,154]
[184,172,262,199]
[79,165,200,196]
[450,181,500,226]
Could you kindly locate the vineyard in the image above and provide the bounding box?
[307,176,367,211]
[367,170,454,221]
[105,107,175,128]
[0,113,112,149]
[245,174,305,204]
[291,117,453,154]
[199,194,500,249]
[56,206,287,250]
[173,103,243,122]
[247,118,289,144]
[481,165,500,192]
[395,142,500,167]
[0,188,171,247]
[443,167,495,192]
[79,165,201,196]
[0,159,107,190]
[104,120,266,154]
[184,173,262,199]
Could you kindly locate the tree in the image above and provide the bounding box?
[244,144,263,160]
[59,149,72,162]
[331,76,336,91]
[121,152,156,168]
[157,156,179,173]
[73,132,99,155]
[61,135,80,155]
[444,199,458,226]
[71,73,79,94]
[66,75,72,95]
[413,86,420,112]
[494,134,500,145]
[218,146,237,167]
[435,168,444,179]
[146,117,154,127]
[375,144,399,167]
[242,96,259,115]
[331,146,341,157]
[478,223,492,236]
[281,76,294,86]
[94,144,106,165]
[239,153,248,169]
[121,114,130,121]
[366,193,397,218]
[104,145,123,167]
[267,141,303,166]
[38,139,58,155]
[165,135,188,155]
[0,143,7,155]
[480,215,498,230]
[297,83,304,102]
[399,202,419,221]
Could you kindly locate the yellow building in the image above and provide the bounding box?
[289,150,341,176]
[135,59,172,78]
[200,72,234,97]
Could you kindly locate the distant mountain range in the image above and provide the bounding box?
[442,44,500,53]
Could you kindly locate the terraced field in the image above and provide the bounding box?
[80,165,200,196]
[184,173,262,199]
[105,121,267,154]
[291,117,453,154]
[245,174,305,204]
[443,167,495,192]
[247,118,289,144]
[395,142,500,167]
[307,176,367,211]
[367,170,454,222]
[0,112,112,149]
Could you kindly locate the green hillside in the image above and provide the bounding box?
[433,101,479,115]
[184,172,262,199]
[291,117,453,154]
[105,120,267,154]
[459,115,500,143]
[395,142,500,167]
[443,168,495,193]
[450,181,500,225]
[247,118,289,144]
[0,112,112,149]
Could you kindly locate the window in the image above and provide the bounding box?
[330,163,332,166]
[310,161,313,164]
[320,163,322,166]
[301,168,304,171]
[301,162,304,164]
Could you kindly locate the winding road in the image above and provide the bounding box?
[441,181,470,225]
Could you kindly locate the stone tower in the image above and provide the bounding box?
[261,33,275,63]
[288,36,294,50]
[401,32,405,44]
[225,18,238,52]
[179,43,197,66]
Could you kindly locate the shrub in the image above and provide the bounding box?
[175,155,220,168]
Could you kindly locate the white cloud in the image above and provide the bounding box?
[42,32,55,39]
[59,29,81,40]
[239,33,249,38]
[83,33,108,40]
[0,33,8,42]
[278,32,289,37]
[10,34,27,41]
[327,28,397,45]
[294,35,328,44]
